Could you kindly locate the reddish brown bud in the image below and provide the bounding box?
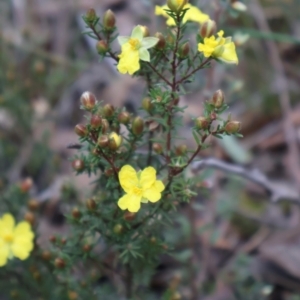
[41,251,52,261]
[224,121,241,134]
[24,212,35,226]
[74,124,87,137]
[85,8,97,25]
[150,237,156,244]
[153,143,163,154]
[212,89,224,108]
[103,104,114,118]
[54,257,65,269]
[71,207,81,219]
[98,135,109,148]
[210,112,217,120]
[195,117,209,130]
[83,244,91,252]
[200,20,217,38]
[175,144,187,156]
[49,235,56,243]
[61,238,67,245]
[103,9,116,30]
[80,91,96,110]
[96,40,108,55]
[113,224,123,234]
[155,32,166,50]
[132,116,144,135]
[27,199,39,211]
[33,60,45,74]
[90,115,102,129]
[118,111,130,124]
[86,198,97,210]
[179,42,190,58]
[123,212,136,221]
[104,168,114,177]
[68,291,78,300]
[101,119,110,134]
[72,159,85,171]
[20,177,33,193]
[32,271,41,281]
[142,97,153,112]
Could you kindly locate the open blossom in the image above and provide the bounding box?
[198,30,238,64]
[0,214,34,267]
[117,26,159,75]
[118,165,165,213]
[155,4,209,26]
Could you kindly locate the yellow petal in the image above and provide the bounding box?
[0,214,15,235]
[218,42,238,64]
[154,180,165,193]
[140,167,156,190]
[118,194,141,212]
[14,222,34,240]
[119,165,138,194]
[143,186,162,203]
[0,240,9,267]
[117,48,140,75]
[184,5,209,24]
[11,238,34,260]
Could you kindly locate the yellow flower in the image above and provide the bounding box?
[155,4,209,26]
[117,26,159,75]
[118,165,165,212]
[198,30,238,64]
[0,214,34,267]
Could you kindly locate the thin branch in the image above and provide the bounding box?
[192,157,300,204]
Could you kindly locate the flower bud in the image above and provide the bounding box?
[74,124,88,137]
[96,40,108,55]
[98,135,109,148]
[118,111,130,124]
[167,0,188,13]
[86,198,97,210]
[20,177,33,193]
[33,60,46,74]
[132,116,144,135]
[105,168,114,177]
[155,32,166,50]
[28,199,39,211]
[80,91,96,110]
[153,143,163,154]
[113,224,123,234]
[103,9,116,30]
[179,42,190,58]
[71,207,81,219]
[199,20,217,38]
[142,97,153,112]
[68,291,78,300]
[171,292,182,300]
[123,212,136,221]
[83,244,91,252]
[103,104,114,118]
[61,238,67,245]
[195,117,209,130]
[101,119,110,134]
[49,235,56,243]
[231,1,247,11]
[72,159,85,171]
[54,257,65,269]
[90,115,102,129]
[108,132,122,150]
[140,25,150,37]
[85,8,97,25]
[24,212,35,226]
[41,251,52,261]
[212,89,224,108]
[224,121,241,134]
[175,144,187,156]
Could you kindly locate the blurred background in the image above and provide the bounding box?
[1,0,300,299]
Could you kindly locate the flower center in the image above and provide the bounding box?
[3,232,14,243]
[132,186,143,197]
[129,38,141,50]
